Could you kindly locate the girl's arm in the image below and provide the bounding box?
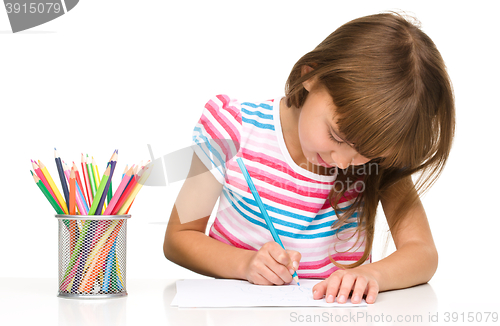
[163,153,300,283]
[163,153,252,279]
[367,176,439,291]
[312,176,438,304]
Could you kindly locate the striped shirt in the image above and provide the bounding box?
[192,94,369,279]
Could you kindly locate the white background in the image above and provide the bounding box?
[0,0,499,300]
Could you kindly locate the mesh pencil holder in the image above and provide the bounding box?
[56,214,130,299]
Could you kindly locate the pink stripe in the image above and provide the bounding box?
[298,252,366,270]
[212,219,257,251]
[242,148,336,185]
[208,228,232,245]
[216,94,242,124]
[217,206,268,248]
[279,231,363,251]
[226,164,346,214]
[229,176,324,213]
[299,267,340,279]
[245,135,281,156]
[205,99,241,145]
[199,115,234,162]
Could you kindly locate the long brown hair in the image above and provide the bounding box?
[285,12,455,268]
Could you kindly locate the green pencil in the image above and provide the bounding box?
[86,154,97,199]
[32,171,65,215]
[88,165,111,215]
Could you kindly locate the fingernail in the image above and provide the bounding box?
[327,295,334,303]
[289,268,295,275]
[367,296,374,303]
[293,261,299,270]
[313,290,317,298]
[338,295,346,303]
[352,295,359,303]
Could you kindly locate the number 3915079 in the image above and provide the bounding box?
[444,312,498,323]
[5,3,62,14]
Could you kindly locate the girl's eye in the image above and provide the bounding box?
[329,132,343,146]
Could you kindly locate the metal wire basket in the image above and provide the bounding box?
[56,215,130,299]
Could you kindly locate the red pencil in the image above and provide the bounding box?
[72,162,88,207]
[81,153,92,206]
[69,167,76,215]
[31,160,64,212]
[111,174,137,215]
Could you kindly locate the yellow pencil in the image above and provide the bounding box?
[38,160,69,214]
[92,157,107,213]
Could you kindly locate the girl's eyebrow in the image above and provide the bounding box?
[329,125,355,146]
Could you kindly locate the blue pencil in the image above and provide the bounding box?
[55,148,70,212]
[236,157,300,286]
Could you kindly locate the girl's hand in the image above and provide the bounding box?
[244,241,301,285]
[312,266,380,304]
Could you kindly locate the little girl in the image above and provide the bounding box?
[163,12,454,304]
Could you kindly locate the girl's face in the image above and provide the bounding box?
[298,83,371,170]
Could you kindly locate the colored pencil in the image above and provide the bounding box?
[88,165,111,215]
[73,162,87,207]
[94,154,117,215]
[110,173,137,215]
[236,157,300,286]
[104,166,133,215]
[86,155,96,200]
[107,150,117,205]
[32,160,64,211]
[121,165,128,180]
[72,162,89,210]
[69,167,76,215]
[63,162,88,215]
[117,164,152,214]
[32,172,65,214]
[79,219,124,292]
[38,160,69,214]
[55,148,70,212]
[92,156,107,213]
[82,153,92,205]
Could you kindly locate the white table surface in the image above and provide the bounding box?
[1,278,498,326]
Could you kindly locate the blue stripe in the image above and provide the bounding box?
[241,102,273,110]
[240,194,355,224]
[242,116,275,131]
[241,108,273,120]
[222,188,358,239]
[193,127,225,179]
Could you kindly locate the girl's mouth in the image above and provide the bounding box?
[317,154,333,167]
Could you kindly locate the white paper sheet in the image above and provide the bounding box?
[171,279,367,308]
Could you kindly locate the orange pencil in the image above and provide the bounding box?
[69,167,76,215]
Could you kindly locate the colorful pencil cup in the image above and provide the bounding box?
[56,214,130,299]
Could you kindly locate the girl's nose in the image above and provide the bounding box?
[331,152,352,169]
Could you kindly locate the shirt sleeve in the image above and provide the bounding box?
[192,94,242,184]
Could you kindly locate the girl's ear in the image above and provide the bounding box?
[301,65,317,92]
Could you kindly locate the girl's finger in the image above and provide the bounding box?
[324,272,344,303]
[262,254,291,285]
[250,270,274,286]
[350,276,368,304]
[312,279,328,300]
[335,273,356,304]
[365,280,380,304]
